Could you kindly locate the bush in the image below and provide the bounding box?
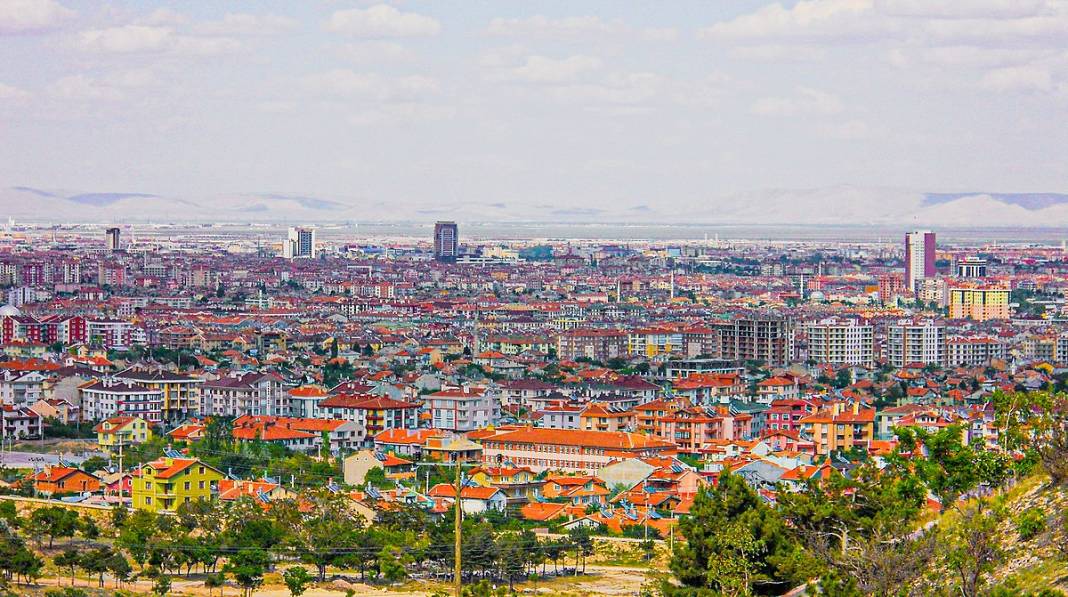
[1016,507,1046,541]
[46,589,89,597]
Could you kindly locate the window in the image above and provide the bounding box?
[184,481,191,490]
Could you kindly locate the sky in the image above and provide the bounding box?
[2,0,1068,222]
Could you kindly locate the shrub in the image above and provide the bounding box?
[1016,507,1046,541]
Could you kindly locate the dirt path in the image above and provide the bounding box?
[28,565,653,596]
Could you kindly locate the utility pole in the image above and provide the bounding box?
[643,478,648,542]
[453,455,463,597]
[117,438,124,502]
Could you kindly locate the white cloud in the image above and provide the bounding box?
[326,5,440,38]
[303,69,439,102]
[0,82,30,100]
[0,0,74,34]
[981,65,1053,92]
[487,15,629,37]
[478,45,529,69]
[103,68,159,89]
[639,27,679,42]
[143,8,187,27]
[752,87,843,116]
[197,13,298,36]
[47,74,124,101]
[820,119,871,139]
[339,41,416,64]
[78,25,240,55]
[874,0,1044,19]
[503,55,603,84]
[887,45,1048,69]
[347,103,455,127]
[700,0,1068,49]
[79,25,172,52]
[731,44,827,61]
[700,0,882,43]
[550,72,663,106]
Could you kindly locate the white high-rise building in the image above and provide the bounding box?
[804,317,874,367]
[887,320,945,367]
[283,227,316,259]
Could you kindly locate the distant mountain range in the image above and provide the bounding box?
[4,185,1068,227]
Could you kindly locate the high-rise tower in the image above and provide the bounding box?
[433,221,458,262]
[904,230,936,290]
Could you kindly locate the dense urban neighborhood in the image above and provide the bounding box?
[0,222,1064,596]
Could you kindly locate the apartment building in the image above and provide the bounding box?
[798,402,875,455]
[428,386,501,431]
[479,427,675,474]
[946,336,1007,366]
[114,366,204,422]
[887,320,946,367]
[948,285,1011,321]
[804,317,874,367]
[556,329,627,362]
[712,316,794,367]
[201,371,287,417]
[80,378,164,423]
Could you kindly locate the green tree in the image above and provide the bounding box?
[377,546,407,584]
[53,548,81,586]
[940,498,1006,597]
[668,472,808,596]
[117,509,157,569]
[204,571,226,597]
[0,500,15,525]
[225,547,271,597]
[567,526,594,574]
[497,532,526,591]
[284,566,313,596]
[153,574,172,596]
[893,424,1010,508]
[279,492,364,581]
[107,552,133,589]
[29,506,80,548]
[79,456,108,472]
[78,546,117,588]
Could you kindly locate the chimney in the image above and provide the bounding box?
[852,402,859,416]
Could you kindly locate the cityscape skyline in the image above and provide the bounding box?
[4,1,1068,225]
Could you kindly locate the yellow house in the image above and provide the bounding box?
[93,416,152,454]
[132,457,224,513]
[468,465,541,504]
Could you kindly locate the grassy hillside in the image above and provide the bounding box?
[937,475,1068,595]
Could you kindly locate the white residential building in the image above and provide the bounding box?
[804,317,874,367]
[887,320,946,367]
[428,386,501,431]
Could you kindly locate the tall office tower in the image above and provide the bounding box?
[105,227,121,251]
[904,230,936,290]
[283,227,316,259]
[433,221,458,262]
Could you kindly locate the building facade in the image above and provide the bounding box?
[904,230,936,291]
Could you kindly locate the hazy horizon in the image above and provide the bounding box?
[4,1,1068,226]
